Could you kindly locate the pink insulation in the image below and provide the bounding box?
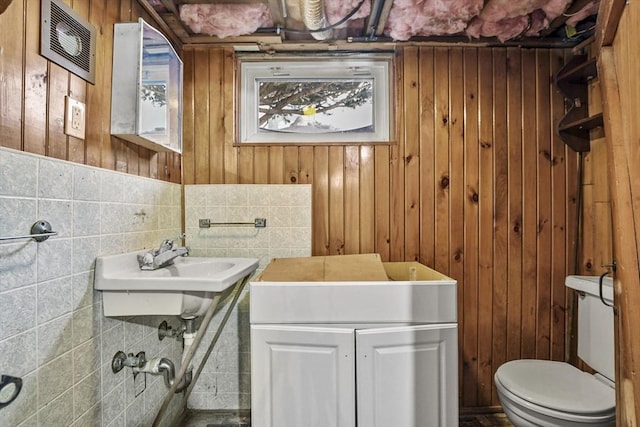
[176,0,596,43]
[384,0,484,40]
[325,0,372,26]
[566,0,599,26]
[465,0,572,41]
[179,3,274,38]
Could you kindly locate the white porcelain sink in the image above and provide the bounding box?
[95,251,259,317]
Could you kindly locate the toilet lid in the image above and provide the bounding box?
[496,360,615,415]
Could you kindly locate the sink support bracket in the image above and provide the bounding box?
[151,274,252,427]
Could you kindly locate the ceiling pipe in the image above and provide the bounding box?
[301,0,333,40]
[364,0,387,40]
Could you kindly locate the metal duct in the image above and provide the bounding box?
[300,0,333,40]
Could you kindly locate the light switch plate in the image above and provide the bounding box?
[64,96,86,139]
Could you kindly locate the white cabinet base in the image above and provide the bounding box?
[251,324,458,427]
[251,325,356,427]
[356,324,458,427]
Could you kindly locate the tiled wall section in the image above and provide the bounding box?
[0,147,185,427]
[184,184,312,410]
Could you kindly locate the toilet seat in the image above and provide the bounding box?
[495,360,615,422]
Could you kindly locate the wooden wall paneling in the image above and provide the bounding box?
[448,48,465,284]
[596,0,627,47]
[374,144,390,260]
[535,50,553,360]
[617,21,640,234]
[520,49,538,360]
[208,48,224,183]
[588,80,613,270]
[477,48,495,407]
[137,148,151,178]
[418,47,435,268]
[23,0,48,155]
[238,146,254,183]
[600,44,640,425]
[253,146,269,184]
[359,146,375,254]
[403,47,420,262]
[461,47,479,408]
[549,49,569,363]
[83,0,103,167]
[223,48,237,184]
[177,45,578,409]
[621,6,640,416]
[67,0,89,165]
[268,146,284,184]
[506,48,523,363]
[165,151,177,183]
[449,45,468,401]
[0,0,24,150]
[120,0,132,20]
[126,144,140,176]
[581,161,595,274]
[85,0,107,168]
[0,0,177,181]
[328,146,345,254]
[433,48,450,271]
[313,146,329,255]
[564,54,579,366]
[344,145,360,254]
[491,48,509,405]
[580,71,595,276]
[182,49,195,184]
[390,49,405,261]
[298,146,312,185]
[283,146,299,184]
[46,63,69,160]
[193,48,211,184]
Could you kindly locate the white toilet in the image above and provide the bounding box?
[494,275,616,426]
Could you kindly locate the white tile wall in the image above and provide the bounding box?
[0,147,184,427]
[184,184,312,410]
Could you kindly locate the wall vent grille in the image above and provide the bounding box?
[41,0,96,84]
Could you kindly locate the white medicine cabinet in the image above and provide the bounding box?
[110,18,183,153]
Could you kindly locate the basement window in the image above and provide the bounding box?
[237,53,394,144]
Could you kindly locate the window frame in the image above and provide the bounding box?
[236,53,395,145]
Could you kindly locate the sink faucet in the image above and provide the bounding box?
[137,234,190,270]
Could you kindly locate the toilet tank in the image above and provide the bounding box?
[565,275,615,381]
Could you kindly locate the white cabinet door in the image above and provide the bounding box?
[356,324,458,427]
[251,325,356,427]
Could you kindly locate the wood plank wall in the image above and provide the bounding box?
[0,0,180,183]
[182,46,578,407]
[598,0,640,421]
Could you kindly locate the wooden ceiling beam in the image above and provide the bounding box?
[596,0,627,47]
[158,0,194,36]
[135,0,183,50]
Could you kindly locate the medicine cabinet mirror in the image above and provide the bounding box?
[110,18,183,153]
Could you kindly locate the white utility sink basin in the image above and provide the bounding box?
[95,251,259,317]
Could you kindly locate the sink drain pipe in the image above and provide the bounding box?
[152,275,252,427]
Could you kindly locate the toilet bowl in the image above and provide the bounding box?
[495,275,616,426]
[495,360,615,426]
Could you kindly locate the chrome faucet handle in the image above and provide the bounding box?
[158,233,186,252]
